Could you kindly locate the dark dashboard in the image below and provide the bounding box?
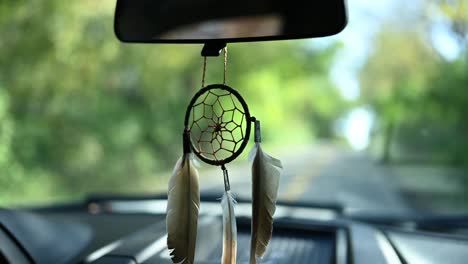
[2,197,468,264]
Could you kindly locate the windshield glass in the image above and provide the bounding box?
[1,0,466,215]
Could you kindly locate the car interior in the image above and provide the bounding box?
[1,0,467,264]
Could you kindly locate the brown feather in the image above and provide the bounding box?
[250,144,282,264]
[166,155,200,264]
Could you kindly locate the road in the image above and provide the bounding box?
[199,144,411,214]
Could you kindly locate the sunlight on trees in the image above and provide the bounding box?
[0,1,345,205]
[0,0,466,206]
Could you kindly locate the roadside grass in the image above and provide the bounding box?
[387,164,468,213]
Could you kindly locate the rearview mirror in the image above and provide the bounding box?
[114,0,347,43]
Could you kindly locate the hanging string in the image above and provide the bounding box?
[201,46,228,87]
[223,46,228,85]
[201,56,207,88]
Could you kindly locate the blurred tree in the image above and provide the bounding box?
[0,1,344,205]
[426,0,467,46]
[361,25,467,164]
[360,28,438,161]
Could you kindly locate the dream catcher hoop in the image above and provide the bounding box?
[184,84,251,166]
[166,46,283,264]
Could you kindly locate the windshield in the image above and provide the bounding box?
[1,0,466,215]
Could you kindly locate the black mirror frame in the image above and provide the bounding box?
[114,0,348,44]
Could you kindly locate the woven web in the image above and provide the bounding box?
[189,88,247,161]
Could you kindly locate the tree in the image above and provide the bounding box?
[0,0,345,205]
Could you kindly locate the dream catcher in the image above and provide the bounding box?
[166,47,282,264]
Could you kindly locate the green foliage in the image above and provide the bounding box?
[0,1,344,205]
[360,29,438,123]
[361,23,468,164]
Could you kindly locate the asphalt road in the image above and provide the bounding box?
[199,144,411,214]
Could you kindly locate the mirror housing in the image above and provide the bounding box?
[114,0,348,43]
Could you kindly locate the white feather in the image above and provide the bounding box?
[221,190,237,264]
[250,143,282,264]
[166,155,200,264]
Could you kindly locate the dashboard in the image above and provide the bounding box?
[2,198,468,264]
